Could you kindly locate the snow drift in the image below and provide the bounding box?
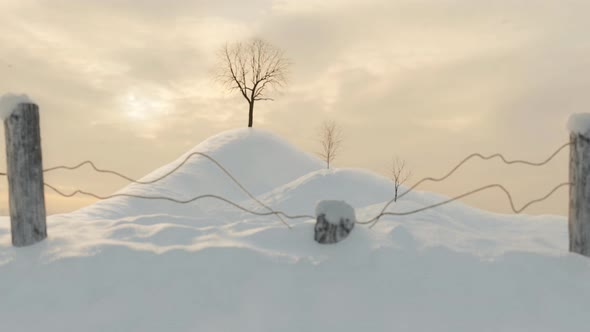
[1,128,589,332]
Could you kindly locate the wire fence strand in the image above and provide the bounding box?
[43,183,312,221]
[1,141,573,228]
[363,142,571,227]
[44,152,291,228]
[361,182,571,228]
[399,142,571,201]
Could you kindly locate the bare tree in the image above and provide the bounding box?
[318,121,342,169]
[217,39,289,127]
[391,157,411,202]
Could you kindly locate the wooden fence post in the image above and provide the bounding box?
[569,130,590,256]
[3,103,47,247]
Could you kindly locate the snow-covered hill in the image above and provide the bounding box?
[1,128,589,332]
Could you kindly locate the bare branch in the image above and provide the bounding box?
[216,43,251,103]
[391,157,412,201]
[317,120,343,169]
[216,38,290,126]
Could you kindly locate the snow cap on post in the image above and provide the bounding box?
[0,93,34,120]
[315,200,357,225]
[567,113,590,138]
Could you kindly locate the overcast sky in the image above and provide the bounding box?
[1,0,588,216]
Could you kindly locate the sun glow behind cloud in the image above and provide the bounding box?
[123,93,169,121]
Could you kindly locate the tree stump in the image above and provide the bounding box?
[4,103,47,247]
[314,200,356,244]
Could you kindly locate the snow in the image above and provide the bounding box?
[0,93,34,120]
[1,128,590,332]
[567,112,590,136]
[315,200,356,224]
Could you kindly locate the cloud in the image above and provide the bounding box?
[0,0,587,215]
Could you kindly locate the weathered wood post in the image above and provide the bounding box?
[569,114,590,256]
[3,103,47,247]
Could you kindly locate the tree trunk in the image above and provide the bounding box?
[248,101,254,127]
[4,103,47,247]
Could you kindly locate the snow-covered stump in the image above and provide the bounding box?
[568,114,590,257]
[2,101,47,247]
[314,200,355,244]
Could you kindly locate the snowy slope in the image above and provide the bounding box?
[1,128,589,332]
[76,128,324,218]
